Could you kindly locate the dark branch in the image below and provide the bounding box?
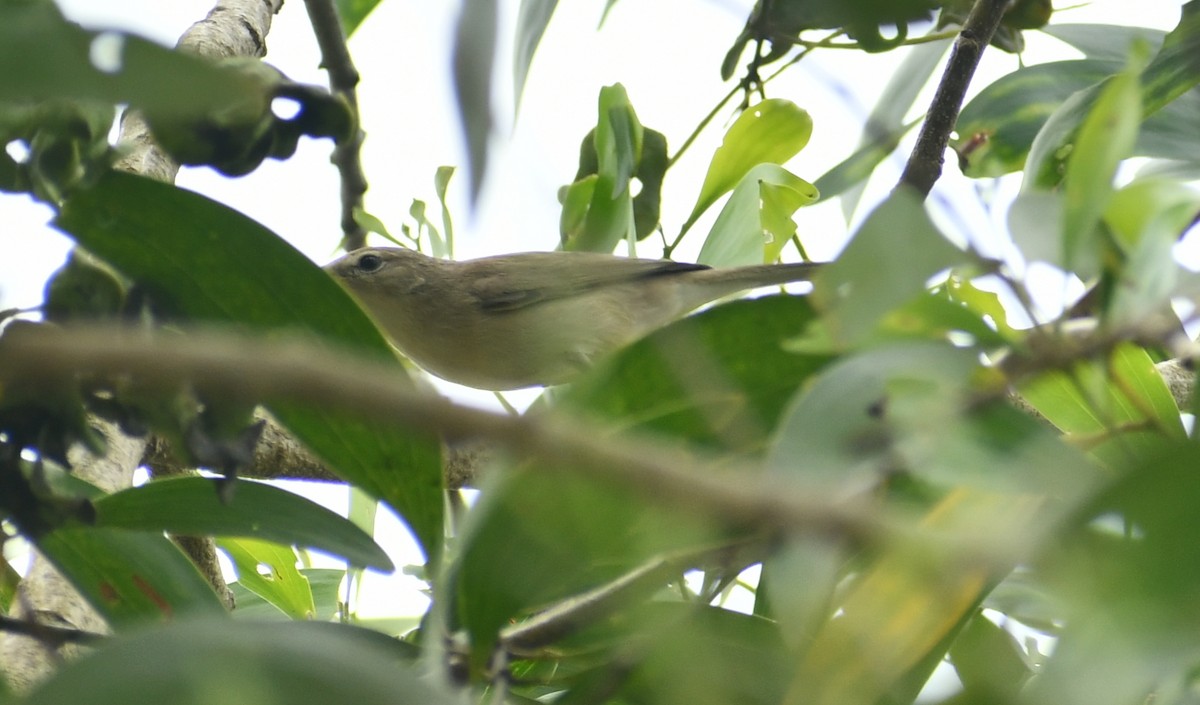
[896,0,1009,198]
[303,0,369,251]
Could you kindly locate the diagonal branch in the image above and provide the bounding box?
[303,0,369,251]
[896,0,1009,198]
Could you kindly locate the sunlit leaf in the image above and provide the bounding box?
[698,164,818,267]
[683,99,812,235]
[220,537,314,620]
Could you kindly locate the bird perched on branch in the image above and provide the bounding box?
[325,247,822,391]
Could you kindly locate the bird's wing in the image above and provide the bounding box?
[465,252,709,313]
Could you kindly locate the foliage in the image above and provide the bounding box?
[1,0,1200,704]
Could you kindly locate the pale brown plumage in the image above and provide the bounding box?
[325,247,821,390]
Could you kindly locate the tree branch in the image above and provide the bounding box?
[0,325,888,544]
[896,0,1009,198]
[303,0,369,251]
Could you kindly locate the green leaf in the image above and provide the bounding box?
[219,537,314,620]
[451,467,728,672]
[595,85,642,200]
[1028,439,1200,705]
[811,189,967,345]
[768,341,1097,499]
[949,611,1033,699]
[559,296,831,454]
[812,118,915,207]
[1017,342,1186,468]
[16,620,455,705]
[334,0,383,36]
[1023,5,1200,188]
[1106,179,1200,326]
[683,99,813,235]
[434,165,456,255]
[452,0,497,203]
[37,527,225,627]
[513,0,558,111]
[560,86,647,252]
[229,567,346,621]
[1060,48,1144,278]
[698,164,818,267]
[1043,23,1165,62]
[54,171,444,568]
[565,602,792,705]
[94,477,392,571]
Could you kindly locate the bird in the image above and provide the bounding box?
[325,247,822,391]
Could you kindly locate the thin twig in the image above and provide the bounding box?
[303,0,369,251]
[500,539,763,654]
[897,0,1010,198]
[0,616,104,648]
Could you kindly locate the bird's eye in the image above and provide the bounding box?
[356,254,384,272]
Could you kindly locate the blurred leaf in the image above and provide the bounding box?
[1106,179,1200,326]
[1006,189,1066,267]
[940,276,1020,342]
[683,99,812,236]
[94,477,392,571]
[785,491,1029,705]
[0,1,252,116]
[698,164,818,267]
[42,250,126,323]
[16,619,456,705]
[560,602,792,705]
[811,189,968,345]
[833,38,950,221]
[451,467,729,672]
[334,0,383,36]
[560,295,830,454]
[1043,23,1165,62]
[769,341,1097,500]
[37,527,225,627]
[1028,439,1200,705]
[874,288,1012,348]
[452,0,497,203]
[1060,47,1144,279]
[983,569,1062,635]
[950,611,1033,700]
[755,538,842,649]
[513,0,558,111]
[1023,4,1200,189]
[220,537,314,620]
[722,0,937,80]
[55,171,444,567]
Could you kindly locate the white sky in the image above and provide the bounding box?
[0,0,1189,638]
